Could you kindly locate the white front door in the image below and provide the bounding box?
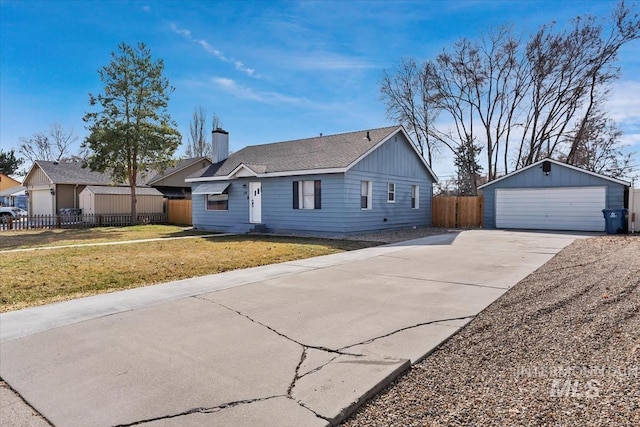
[249,182,262,224]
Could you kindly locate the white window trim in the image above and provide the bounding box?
[299,180,315,210]
[412,185,420,209]
[387,182,395,203]
[361,181,372,210]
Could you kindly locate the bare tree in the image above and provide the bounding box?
[185,106,209,158]
[212,112,223,131]
[559,110,633,178]
[185,108,224,158]
[381,58,442,166]
[18,123,77,164]
[381,1,639,179]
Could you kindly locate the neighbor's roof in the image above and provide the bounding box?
[81,186,163,196]
[188,126,437,181]
[146,157,211,185]
[26,160,153,186]
[0,185,26,197]
[478,158,631,189]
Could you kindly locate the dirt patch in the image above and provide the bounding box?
[344,235,640,426]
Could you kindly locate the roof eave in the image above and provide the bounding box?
[186,167,348,182]
[478,158,631,189]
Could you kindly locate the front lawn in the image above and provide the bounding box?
[0,224,209,250]
[0,226,376,312]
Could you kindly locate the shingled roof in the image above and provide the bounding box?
[27,160,133,185]
[145,157,211,185]
[189,125,435,181]
[27,158,207,187]
[82,186,163,196]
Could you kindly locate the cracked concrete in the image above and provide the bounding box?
[0,230,589,426]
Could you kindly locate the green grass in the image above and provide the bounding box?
[0,225,211,250]
[0,226,377,312]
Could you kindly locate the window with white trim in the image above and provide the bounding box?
[293,180,321,209]
[387,183,395,203]
[361,181,372,210]
[411,185,419,209]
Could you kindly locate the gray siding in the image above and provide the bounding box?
[192,180,250,233]
[193,174,349,234]
[482,162,627,228]
[350,131,430,180]
[192,130,435,235]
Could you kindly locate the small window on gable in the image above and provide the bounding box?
[412,185,419,209]
[387,183,395,203]
[293,180,321,210]
[361,181,372,210]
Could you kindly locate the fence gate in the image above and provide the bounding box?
[167,199,192,226]
[432,196,483,228]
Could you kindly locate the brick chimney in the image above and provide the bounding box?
[211,128,229,163]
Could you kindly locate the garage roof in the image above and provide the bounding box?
[478,158,630,189]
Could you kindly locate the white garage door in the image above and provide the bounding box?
[496,186,606,231]
[31,189,54,215]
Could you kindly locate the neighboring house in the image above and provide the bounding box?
[0,173,21,192]
[145,157,212,199]
[23,158,209,215]
[0,185,27,210]
[79,186,164,215]
[23,160,117,215]
[478,158,630,232]
[186,126,438,235]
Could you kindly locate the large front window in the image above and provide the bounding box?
[293,180,321,209]
[206,194,228,211]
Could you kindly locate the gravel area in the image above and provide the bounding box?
[343,235,640,426]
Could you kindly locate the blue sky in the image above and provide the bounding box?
[1,0,638,181]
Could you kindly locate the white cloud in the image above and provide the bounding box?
[142,5,150,13]
[619,133,640,148]
[211,77,313,107]
[234,61,255,77]
[287,53,376,71]
[168,23,258,78]
[606,80,640,125]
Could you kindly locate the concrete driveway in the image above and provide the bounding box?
[0,230,587,426]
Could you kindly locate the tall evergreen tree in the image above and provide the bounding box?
[83,42,181,224]
[0,149,23,175]
[454,136,483,195]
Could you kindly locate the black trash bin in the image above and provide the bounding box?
[602,209,628,234]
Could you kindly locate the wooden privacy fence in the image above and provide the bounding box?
[167,199,192,226]
[432,196,483,228]
[0,213,168,231]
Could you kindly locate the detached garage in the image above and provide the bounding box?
[479,158,630,232]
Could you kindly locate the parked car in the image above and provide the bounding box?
[0,206,28,221]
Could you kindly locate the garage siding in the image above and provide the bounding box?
[482,161,627,229]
